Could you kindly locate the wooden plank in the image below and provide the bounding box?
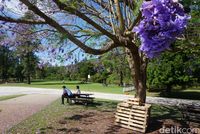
[115,122,146,133]
[118,104,147,111]
[115,101,151,133]
[115,112,145,121]
[116,120,146,129]
[116,110,148,118]
[117,107,146,114]
[127,102,140,105]
[115,113,146,123]
[115,115,146,125]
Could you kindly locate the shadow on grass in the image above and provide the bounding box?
[159,91,200,100]
[147,104,183,133]
[57,127,81,133]
[105,125,132,134]
[86,100,118,110]
[65,112,95,121]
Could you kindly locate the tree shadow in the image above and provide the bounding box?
[104,124,133,134]
[159,91,200,100]
[64,112,95,121]
[147,105,184,133]
[57,127,81,133]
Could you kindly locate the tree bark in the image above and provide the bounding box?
[119,70,123,86]
[126,47,147,104]
[27,52,31,85]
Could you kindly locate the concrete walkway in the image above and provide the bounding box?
[0,94,59,133]
[0,86,199,107]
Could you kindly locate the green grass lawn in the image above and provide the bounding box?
[1,80,200,100]
[9,99,182,134]
[0,80,125,94]
[0,94,25,101]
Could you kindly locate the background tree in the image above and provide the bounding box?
[77,61,95,82]
[0,45,16,82]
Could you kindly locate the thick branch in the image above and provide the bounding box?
[19,0,118,55]
[0,16,46,24]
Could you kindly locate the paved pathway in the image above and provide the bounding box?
[0,86,199,107]
[0,94,59,133]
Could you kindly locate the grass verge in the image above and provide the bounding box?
[0,94,25,101]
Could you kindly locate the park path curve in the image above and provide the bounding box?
[0,94,59,133]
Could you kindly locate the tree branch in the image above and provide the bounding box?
[114,0,125,33]
[128,11,142,31]
[0,16,46,24]
[19,0,119,55]
[53,0,119,42]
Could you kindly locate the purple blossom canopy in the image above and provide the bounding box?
[134,0,190,58]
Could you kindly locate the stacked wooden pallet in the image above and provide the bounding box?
[115,98,151,133]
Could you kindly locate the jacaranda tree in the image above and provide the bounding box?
[0,0,190,103]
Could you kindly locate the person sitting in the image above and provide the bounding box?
[76,85,81,94]
[61,86,74,104]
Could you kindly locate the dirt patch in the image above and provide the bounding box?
[39,109,193,134]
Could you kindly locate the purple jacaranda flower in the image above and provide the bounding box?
[134,0,190,58]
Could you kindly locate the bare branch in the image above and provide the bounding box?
[53,0,119,42]
[114,0,125,33]
[19,0,119,55]
[128,11,142,31]
[0,15,46,24]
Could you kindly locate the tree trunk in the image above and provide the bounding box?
[126,48,148,104]
[27,52,31,85]
[119,70,123,86]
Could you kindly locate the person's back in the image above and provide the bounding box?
[62,86,73,104]
[76,85,81,94]
[63,87,73,96]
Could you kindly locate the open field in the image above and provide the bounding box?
[9,99,183,134]
[0,80,200,100]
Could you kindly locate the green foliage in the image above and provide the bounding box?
[0,46,16,82]
[77,61,95,81]
[147,51,199,91]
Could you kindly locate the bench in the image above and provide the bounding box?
[180,104,200,127]
[67,94,94,105]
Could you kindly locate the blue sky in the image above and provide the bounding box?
[1,0,100,66]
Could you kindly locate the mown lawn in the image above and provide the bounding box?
[0,80,125,94]
[8,99,182,134]
[0,94,25,101]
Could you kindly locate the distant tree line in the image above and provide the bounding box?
[0,45,38,84]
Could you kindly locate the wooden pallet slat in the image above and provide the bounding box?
[115,113,146,122]
[115,115,145,125]
[115,98,151,133]
[116,110,147,118]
